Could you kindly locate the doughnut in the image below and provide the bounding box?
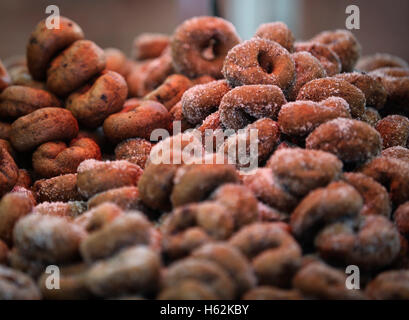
[311,29,361,72]
[334,72,387,110]
[46,40,106,97]
[127,47,174,97]
[375,115,409,148]
[254,22,295,52]
[104,48,129,77]
[316,215,400,270]
[220,118,280,170]
[357,53,409,72]
[343,172,391,217]
[361,157,409,206]
[87,187,147,214]
[0,85,61,119]
[171,16,240,78]
[10,107,79,152]
[222,38,295,89]
[382,146,409,163]
[161,202,235,246]
[143,74,192,110]
[306,118,382,165]
[182,80,230,125]
[191,243,256,296]
[394,202,409,236]
[366,270,409,300]
[66,71,128,128]
[0,266,41,300]
[74,203,122,230]
[33,174,82,203]
[170,162,240,208]
[0,59,10,92]
[229,222,302,287]
[162,258,235,299]
[32,138,102,178]
[114,138,153,169]
[79,213,154,262]
[293,261,365,299]
[86,246,161,298]
[278,98,351,137]
[198,110,223,151]
[266,148,343,197]
[103,100,171,142]
[0,145,18,197]
[242,168,297,214]
[76,159,143,198]
[132,33,170,61]
[162,226,212,260]
[290,181,363,243]
[362,107,381,127]
[26,16,85,81]
[243,286,302,300]
[286,51,326,101]
[31,200,86,219]
[294,42,341,76]
[13,213,86,263]
[297,77,366,118]
[209,184,259,229]
[219,84,286,130]
[369,67,409,112]
[0,190,35,244]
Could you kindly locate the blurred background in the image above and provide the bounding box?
[0,0,408,61]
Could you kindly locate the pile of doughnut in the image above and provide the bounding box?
[0,15,409,300]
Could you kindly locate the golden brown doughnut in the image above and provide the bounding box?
[266,148,343,197]
[311,29,361,72]
[10,107,79,152]
[278,98,351,137]
[0,85,61,119]
[306,118,382,165]
[294,41,341,76]
[182,80,231,125]
[286,51,326,101]
[32,138,101,178]
[171,16,240,78]
[343,172,391,217]
[297,77,366,118]
[66,71,128,128]
[254,22,295,52]
[357,53,409,72]
[27,16,85,81]
[33,174,83,203]
[316,215,400,270]
[334,72,387,110]
[143,74,192,110]
[114,138,153,169]
[103,100,171,142]
[375,115,409,149]
[222,38,295,90]
[46,40,106,96]
[219,85,286,130]
[290,181,363,243]
[132,33,169,61]
[76,159,143,198]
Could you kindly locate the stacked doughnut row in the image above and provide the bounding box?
[0,15,409,300]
